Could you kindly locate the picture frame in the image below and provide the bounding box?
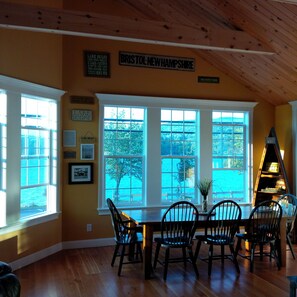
[68,163,94,184]
[63,130,76,147]
[80,144,95,160]
[84,51,110,78]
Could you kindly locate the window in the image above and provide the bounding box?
[0,75,64,229]
[97,94,256,210]
[104,106,144,207]
[21,96,58,219]
[212,112,249,203]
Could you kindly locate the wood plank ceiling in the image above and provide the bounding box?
[1,0,297,106]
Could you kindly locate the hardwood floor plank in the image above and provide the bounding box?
[14,243,296,296]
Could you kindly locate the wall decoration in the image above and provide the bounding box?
[81,144,95,160]
[63,151,77,159]
[84,51,110,77]
[71,109,93,121]
[198,76,220,83]
[119,51,195,72]
[63,130,76,147]
[68,163,94,184]
[70,95,95,104]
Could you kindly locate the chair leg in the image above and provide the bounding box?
[153,243,161,269]
[182,247,187,267]
[287,234,296,260]
[111,243,120,267]
[250,243,256,273]
[188,247,199,278]
[118,245,126,276]
[194,239,202,261]
[163,248,170,281]
[221,245,225,265]
[208,244,213,277]
[234,237,242,258]
[229,243,240,273]
[137,243,143,262]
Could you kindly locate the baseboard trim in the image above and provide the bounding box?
[9,237,114,271]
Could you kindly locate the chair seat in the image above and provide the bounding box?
[116,232,143,245]
[154,236,191,247]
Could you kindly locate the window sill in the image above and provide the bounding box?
[0,212,61,235]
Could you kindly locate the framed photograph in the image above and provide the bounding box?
[68,163,94,184]
[63,130,76,147]
[81,144,95,160]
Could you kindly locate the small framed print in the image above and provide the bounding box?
[63,130,76,147]
[81,144,95,160]
[68,163,94,184]
[71,109,93,121]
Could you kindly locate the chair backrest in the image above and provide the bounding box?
[160,201,199,245]
[107,198,136,243]
[246,200,282,243]
[278,193,297,234]
[205,200,242,240]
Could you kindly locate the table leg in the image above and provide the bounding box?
[280,217,287,267]
[143,224,154,279]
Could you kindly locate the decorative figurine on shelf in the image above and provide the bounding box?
[197,178,212,213]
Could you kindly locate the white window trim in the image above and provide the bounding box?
[0,75,65,232]
[96,93,257,213]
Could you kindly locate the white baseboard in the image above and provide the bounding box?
[9,237,114,271]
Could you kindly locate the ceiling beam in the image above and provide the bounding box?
[270,0,297,3]
[0,1,274,55]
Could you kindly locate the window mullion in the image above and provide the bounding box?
[146,107,161,207]
[6,91,21,224]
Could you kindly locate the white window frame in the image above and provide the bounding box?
[97,93,257,212]
[0,75,64,233]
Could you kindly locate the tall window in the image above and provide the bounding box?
[98,94,255,210]
[0,75,64,228]
[103,106,144,207]
[161,109,197,203]
[212,112,249,203]
[20,96,58,218]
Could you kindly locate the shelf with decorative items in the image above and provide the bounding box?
[253,127,290,206]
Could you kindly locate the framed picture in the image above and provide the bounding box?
[68,163,94,184]
[63,130,76,147]
[84,51,110,78]
[81,144,95,160]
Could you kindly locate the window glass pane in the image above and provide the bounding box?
[103,106,144,207]
[161,109,197,204]
[20,96,57,219]
[212,111,247,203]
[0,91,7,227]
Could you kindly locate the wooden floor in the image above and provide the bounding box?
[15,242,297,297]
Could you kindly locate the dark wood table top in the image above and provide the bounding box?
[122,204,254,227]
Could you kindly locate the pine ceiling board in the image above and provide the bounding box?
[116,0,168,21]
[196,50,294,105]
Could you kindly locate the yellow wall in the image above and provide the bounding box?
[0,1,292,263]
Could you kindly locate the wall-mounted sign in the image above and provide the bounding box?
[84,51,110,77]
[70,96,95,104]
[71,109,93,121]
[119,51,195,72]
[198,76,220,84]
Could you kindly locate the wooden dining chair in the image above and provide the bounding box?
[235,200,282,272]
[194,199,242,277]
[106,198,143,276]
[277,193,297,259]
[153,201,199,281]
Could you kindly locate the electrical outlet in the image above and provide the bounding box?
[86,224,92,232]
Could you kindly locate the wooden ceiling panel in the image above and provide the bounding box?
[1,0,297,105]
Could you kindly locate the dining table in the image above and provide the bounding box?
[122,205,289,279]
